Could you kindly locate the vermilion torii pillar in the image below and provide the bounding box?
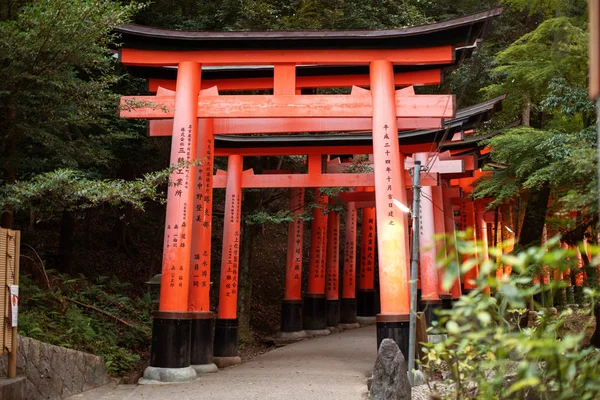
[371,60,411,355]
[442,186,462,300]
[304,191,329,333]
[414,153,441,320]
[326,209,341,328]
[358,206,377,320]
[475,200,491,296]
[213,155,243,367]
[460,198,480,291]
[340,201,358,324]
[145,62,200,383]
[431,185,453,309]
[451,170,495,292]
[279,188,305,339]
[188,119,217,373]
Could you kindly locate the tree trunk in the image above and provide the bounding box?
[113,206,136,258]
[511,199,520,241]
[518,184,551,248]
[493,207,499,248]
[522,98,531,127]
[58,210,75,274]
[1,133,16,229]
[112,163,138,257]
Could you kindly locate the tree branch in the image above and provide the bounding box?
[65,296,143,329]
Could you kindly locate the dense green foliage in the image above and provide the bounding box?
[19,270,151,376]
[0,0,144,180]
[424,235,600,399]
[474,6,596,247]
[2,168,170,215]
[135,0,427,31]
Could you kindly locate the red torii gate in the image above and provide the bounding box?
[116,8,502,383]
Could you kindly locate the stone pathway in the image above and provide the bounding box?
[70,325,377,400]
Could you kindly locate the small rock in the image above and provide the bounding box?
[412,369,426,386]
[369,339,411,400]
[548,307,558,315]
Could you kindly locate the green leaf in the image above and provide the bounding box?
[506,377,540,395]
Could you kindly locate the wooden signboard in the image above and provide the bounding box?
[0,228,20,378]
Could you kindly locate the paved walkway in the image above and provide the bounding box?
[70,325,377,400]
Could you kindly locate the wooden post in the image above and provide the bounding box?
[415,153,440,309]
[148,61,200,378]
[304,191,329,331]
[341,202,358,323]
[442,186,461,300]
[462,199,479,291]
[189,119,215,312]
[358,206,376,317]
[214,155,243,365]
[432,185,452,307]
[281,188,305,333]
[325,210,340,327]
[475,201,491,296]
[371,60,410,356]
[158,61,200,312]
[6,230,20,379]
[188,118,217,370]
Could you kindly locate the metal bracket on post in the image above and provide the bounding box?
[408,161,421,386]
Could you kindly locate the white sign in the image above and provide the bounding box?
[9,285,18,327]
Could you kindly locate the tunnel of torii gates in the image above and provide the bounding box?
[116,9,505,381]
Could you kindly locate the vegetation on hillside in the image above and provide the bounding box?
[424,235,600,399]
[19,269,152,376]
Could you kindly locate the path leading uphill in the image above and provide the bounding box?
[70,325,377,400]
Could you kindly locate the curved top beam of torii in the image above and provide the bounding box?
[115,8,502,51]
[115,8,502,66]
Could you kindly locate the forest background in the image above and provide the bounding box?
[0,0,594,377]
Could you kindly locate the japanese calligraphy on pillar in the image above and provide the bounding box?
[382,125,397,226]
[190,119,214,311]
[370,60,410,315]
[359,208,376,290]
[342,203,357,298]
[292,188,304,281]
[224,193,242,300]
[315,225,322,281]
[217,155,242,319]
[163,122,194,305]
[308,191,328,295]
[459,200,468,231]
[159,61,201,314]
[200,139,214,287]
[319,196,328,282]
[326,211,339,299]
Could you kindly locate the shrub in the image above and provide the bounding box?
[422,234,600,399]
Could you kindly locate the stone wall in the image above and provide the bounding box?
[0,336,111,399]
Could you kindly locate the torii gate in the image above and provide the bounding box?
[335,150,482,316]
[116,8,502,383]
